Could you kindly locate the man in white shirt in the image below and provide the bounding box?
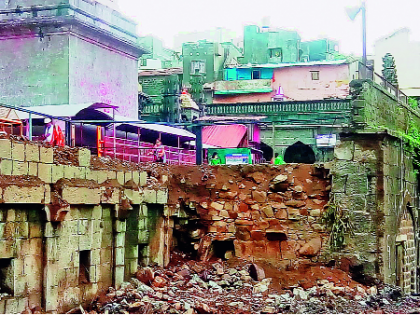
[44,118,54,144]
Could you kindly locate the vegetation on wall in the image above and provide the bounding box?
[321,197,354,250]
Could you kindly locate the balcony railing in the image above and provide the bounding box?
[205,99,352,116]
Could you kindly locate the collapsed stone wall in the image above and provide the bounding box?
[164,164,332,269]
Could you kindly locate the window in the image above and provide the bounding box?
[191,61,206,74]
[311,71,320,80]
[269,48,282,59]
[140,59,147,66]
[252,70,261,79]
[79,250,91,284]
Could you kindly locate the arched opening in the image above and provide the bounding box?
[396,203,416,294]
[284,141,315,164]
[260,142,274,162]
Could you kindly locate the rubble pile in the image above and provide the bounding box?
[88,253,420,314]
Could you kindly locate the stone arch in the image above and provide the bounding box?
[284,141,315,164]
[396,202,416,294]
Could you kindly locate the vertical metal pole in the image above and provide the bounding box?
[362,0,367,79]
[137,127,141,163]
[65,121,71,146]
[178,136,181,165]
[28,113,33,141]
[193,124,203,165]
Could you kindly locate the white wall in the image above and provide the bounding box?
[374,28,420,97]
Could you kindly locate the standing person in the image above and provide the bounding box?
[43,118,65,147]
[272,153,285,165]
[43,118,54,144]
[209,152,222,165]
[153,139,166,163]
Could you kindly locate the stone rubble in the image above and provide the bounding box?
[87,254,420,314]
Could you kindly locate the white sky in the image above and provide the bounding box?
[115,0,420,56]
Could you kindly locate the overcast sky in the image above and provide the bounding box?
[115,0,420,56]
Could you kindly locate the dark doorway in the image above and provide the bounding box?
[212,240,235,260]
[260,142,274,162]
[284,141,316,164]
[0,258,14,295]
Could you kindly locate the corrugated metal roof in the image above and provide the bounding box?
[202,125,247,148]
[16,103,118,120]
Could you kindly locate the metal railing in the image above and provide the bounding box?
[0,103,197,165]
[206,99,352,116]
[102,135,195,165]
[358,63,409,104]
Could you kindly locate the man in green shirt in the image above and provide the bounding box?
[272,153,285,165]
[210,152,222,165]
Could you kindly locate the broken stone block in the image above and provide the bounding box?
[249,263,265,281]
[285,200,306,208]
[275,209,288,220]
[252,191,267,203]
[248,172,265,184]
[78,148,91,167]
[309,209,321,217]
[210,201,224,211]
[281,240,297,260]
[298,237,322,257]
[260,204,274,218]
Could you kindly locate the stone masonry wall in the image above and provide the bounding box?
[331,134,418,293]
[164,164,331,269]
[0,137,168,313]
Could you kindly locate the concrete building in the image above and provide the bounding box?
[138,36,182,70]
[182,40,242,86]
[240,25,339,65]
[212,60,353,104]
[0,0,145,118]
[374,28,420,98]
[173,27,241,52]
[138,68,183,122]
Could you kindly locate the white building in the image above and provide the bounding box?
[374,28,420,97]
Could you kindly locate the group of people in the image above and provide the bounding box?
[43,118,65,147]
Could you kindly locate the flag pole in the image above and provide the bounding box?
[362,0,367,78]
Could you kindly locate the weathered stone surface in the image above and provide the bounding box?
[3,185,44,203]
[78,148,91,167]
[0,139,11,159]
[25,143,40,162]
[252,191,267,203]
[61,187,101,204]
[298,237,322,257]
[39,147,53,164]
